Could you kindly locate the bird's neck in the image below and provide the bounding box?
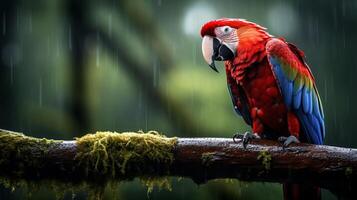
[226,27,271,81]
[236,27,271,67]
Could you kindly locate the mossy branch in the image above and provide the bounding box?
[0,129,356,196]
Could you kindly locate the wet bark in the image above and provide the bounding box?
[172,138,357,197]
[0,130,356,197]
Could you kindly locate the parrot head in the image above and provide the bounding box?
[201,18,269,72]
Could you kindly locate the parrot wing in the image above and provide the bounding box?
[226,71,252,125]
[266,38,325,144]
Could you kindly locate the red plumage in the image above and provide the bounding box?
[211,20,297,139]
[201,18,323,200]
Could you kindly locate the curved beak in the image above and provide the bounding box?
[201,35,235,73]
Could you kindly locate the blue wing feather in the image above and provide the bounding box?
[266,39,325,145]
[270,57,293,107]
[293,89,302,109]
[284,81,293,107]
[302,86,310,113]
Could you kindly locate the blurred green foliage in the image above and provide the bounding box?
[0,0,355,199]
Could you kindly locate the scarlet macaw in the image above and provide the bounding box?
[200,18,324,200]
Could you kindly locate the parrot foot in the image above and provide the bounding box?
[278,135,300,148]
[233,132,261,149]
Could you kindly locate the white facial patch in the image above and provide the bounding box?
[214,26,239,56]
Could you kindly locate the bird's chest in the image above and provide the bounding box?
[236,61,288,132]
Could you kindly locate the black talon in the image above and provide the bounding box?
[278,136,300,149]
[233,133,243,143]
[233,131,260,149]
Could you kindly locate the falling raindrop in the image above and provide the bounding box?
[346,96,350,113]
[192,42,196,65]
[314,19,319,45]
[108,14,112,37]
[39,78,43,107]
[342,27,346,49]
[171,41,177,56]
[68,24,72,50]
[54,74,58,102]
[330,76,337,129]
[138,87,142,111]
[96,32,100,67]
[16,7,19,31]
[114,48,119,71]
[2,12,6,35]
[332,6,338,29]
[152,56,160,87]
[47,36,50,56]
[56,37,60,57]
[157,0,162,6]
[324,78,327,102]
[145,102,148,130]
[28,12,32,33]
[342,0,346,17]
[10,56,13,85]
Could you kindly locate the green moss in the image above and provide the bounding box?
[345,167,353,177]
[257,150,272,171]
[0,176,106,200]
[141,176,172,197]
[0,129,62,176]
[0,129,177,199]
[201,152,216,167]
[74,130,177,196]
[75,130,177,177]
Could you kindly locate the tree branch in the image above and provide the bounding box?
[0,129,355,196]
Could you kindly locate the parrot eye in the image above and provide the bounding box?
[214,26,235,38]
[219,26,233,35]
